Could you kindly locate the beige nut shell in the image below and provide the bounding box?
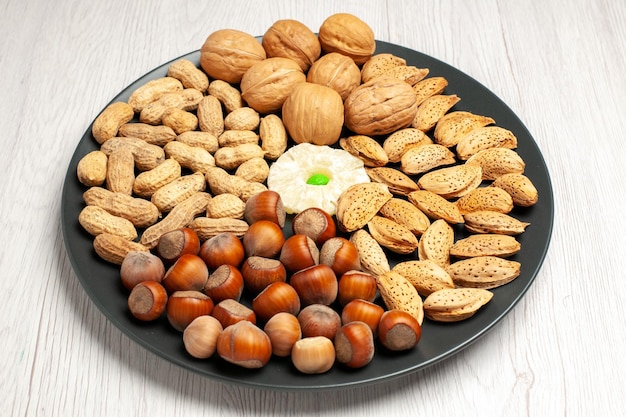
[344,77,418,136]
[262,19,321,72]
[200,29,266,84]
[240,57,306,114]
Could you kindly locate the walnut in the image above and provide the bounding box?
[282,83,344,146]
[240,57,306,114]
[306,52,361,101]
[200,29,266,84]
[262,19,321,72]
[318,13,376,65]
[344,77,418,136]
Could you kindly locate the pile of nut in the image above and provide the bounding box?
[75,13,539,373]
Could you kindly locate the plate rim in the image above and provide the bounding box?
[61,39,555,391]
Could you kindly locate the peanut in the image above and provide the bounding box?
[118,122,176,146]
[150,172,206,213]
[218,130,259,147]
[77,150,108,187]
[234,157,269,183]
[93,233,149,265]
[167,59,210,92]
[196,95,225,137]
[100,136,165,171]
[208,80,243,113]
[163,141,215,174]
[140,192,211,248]
[188,217,249,240]
[205,193,246,219]
[224,107,260,131]
[139,88,204,125]
[91,102,134,144]
[259,114,288,160]
[83,187,160,228]
[175,131,219,154]
[161,108,199,134]
[78,205,138,240]
[105,147,135,195]
[127,76,184,112]
[214,143,265,170]
[239,181,268,202]
[205,167,249,197]
[133,158,181,198]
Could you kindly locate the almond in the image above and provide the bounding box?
[417,164,482,199]
[412,76,449,105]
[433,111,495,147]
[367,215,419,255]
[336,182,393,232]
[449,234,521,258]
[490,173,539,207]
[412,94,460,132]
[360,53,407,82]
[376,270,424,324]
[400,143,456,175]
[465,148,525,180]
[418,219,454,267]
[365,167,419,195]
[392,260,454,297]
[423,288,493,322]
[340,135,389,167]
[378,197,430,236]
[463,210,530,235]
[455,186,514,215]
[349,229,390,277]
[382,128,433,163]
[407,190,464,224]
[456,126,518,160]
[446,256,521,289]
[383,65,429,86]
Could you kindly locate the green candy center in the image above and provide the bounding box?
[306,173,330,186]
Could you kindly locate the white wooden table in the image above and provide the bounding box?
[2,0,624,415]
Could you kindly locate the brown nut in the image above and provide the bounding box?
[282,82,344,146]
[200,29,266,84]
[306,52,361,101]
[262,19,321,72]
[318,13,375,65]
[344,76,418,136]
[240,57,306,114]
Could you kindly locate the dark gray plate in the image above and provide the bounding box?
[61,40,554,391]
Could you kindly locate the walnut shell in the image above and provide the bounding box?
[307,52,361,101]
[200,29,266,84]
[262,19,321,72]
[318,13,376,65]
[344,76,418,136]
[282,83,344,146]
[241,57,306,114]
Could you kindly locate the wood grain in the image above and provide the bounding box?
[1,0,625,416]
